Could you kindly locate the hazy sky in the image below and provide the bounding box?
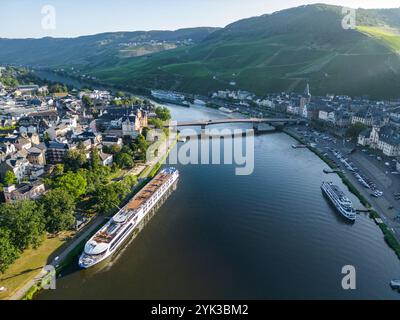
[1,0,399,38]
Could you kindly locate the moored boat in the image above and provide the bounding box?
[321,182,356,221]
[79,167,179,269]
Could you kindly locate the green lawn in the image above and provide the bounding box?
[0,234,70,300]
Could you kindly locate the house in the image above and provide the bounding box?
[46,141,76,164]
[27,146,46,166]
[358,128,372,146]
[358,126,400,157]
[0,118,16,128]
[19,116,51,134]
[352,110,374,126]
[28,110,59,125]
[286,104,300,115]
[97,107,148,137]
[334,112,351,128]
[99,151,113,166]
[122,110,148,137]
[25,132,40,145]
[14,136,33,151]
[74,130,102,146]
[15,85,39,96]
[375,126,400,157]
[3,181,46,203]
[0,156,30,182]
[0,142,17,161]
[19,125,37,135]
[102,135,123,147]
[46,123,74,140]
[27,166,45,180]
[318,107,335,123]
[351,110,389,127]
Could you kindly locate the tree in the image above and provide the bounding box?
[80,167,110,195]
[90,148,101,171]
[49,84,68,93]
[0,228,20,273]
[135,134,149,161]
[142,127,150,139]
[43,132,51,143]
[149,118,164,129]
[346,123,368,139]
[64,149,88,172]
[155,106,171,121]
[115,153,134,169]
[41,189,76,234]
[103,144,121,155]
[123,175,138,189]
[53,164,64,177]
[55,172,87,200]
[94,183,130,214]
[0,201,45,251]
[82,95,94,108]
[4,171,16,186]
[0,76,19,87]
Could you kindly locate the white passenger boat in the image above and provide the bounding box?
[79,167,179,269]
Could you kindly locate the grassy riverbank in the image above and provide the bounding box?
[284,128,400,261]
[0,234,69,300]
[16,136,178,300]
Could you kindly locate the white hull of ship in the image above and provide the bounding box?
[79,171,179,269]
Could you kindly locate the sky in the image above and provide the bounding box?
[1,0,399,39]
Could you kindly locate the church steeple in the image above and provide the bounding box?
[304,83,311,99]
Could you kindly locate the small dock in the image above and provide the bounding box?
[355,208,371,213]
[323,168,341,174]
[292,144,308,149]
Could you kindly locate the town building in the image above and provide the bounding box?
[0,156,30,182]
[358,125,400,157]
[3,181,46,203]
[27,146,46,166]
[46,141,76,164]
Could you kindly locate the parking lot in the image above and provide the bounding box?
[290,125,400,240]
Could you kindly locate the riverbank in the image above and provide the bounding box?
[284,127,400,261]
[4,134,178,300]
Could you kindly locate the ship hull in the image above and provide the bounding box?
[79,169,179,269]
[321,183,356,222]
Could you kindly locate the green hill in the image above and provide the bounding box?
[87,4,400,99]
[1,4,400,99]
[0,28,219,67]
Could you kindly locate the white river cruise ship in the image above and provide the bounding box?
[321,182,356,221]
[79,167,179,269]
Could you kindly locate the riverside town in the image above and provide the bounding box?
[1,0,400,312]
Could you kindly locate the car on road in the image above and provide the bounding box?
[371,191,384,198]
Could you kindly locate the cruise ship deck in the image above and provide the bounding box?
[126,171,171,211]
[92,171,173,245]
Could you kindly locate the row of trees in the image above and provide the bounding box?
[0,188,76,273]
[102,134,150,166]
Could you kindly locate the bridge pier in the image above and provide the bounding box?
[200,124,207,137]
[252,122,259,134]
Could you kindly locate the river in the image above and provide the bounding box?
[36,102,400,300]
